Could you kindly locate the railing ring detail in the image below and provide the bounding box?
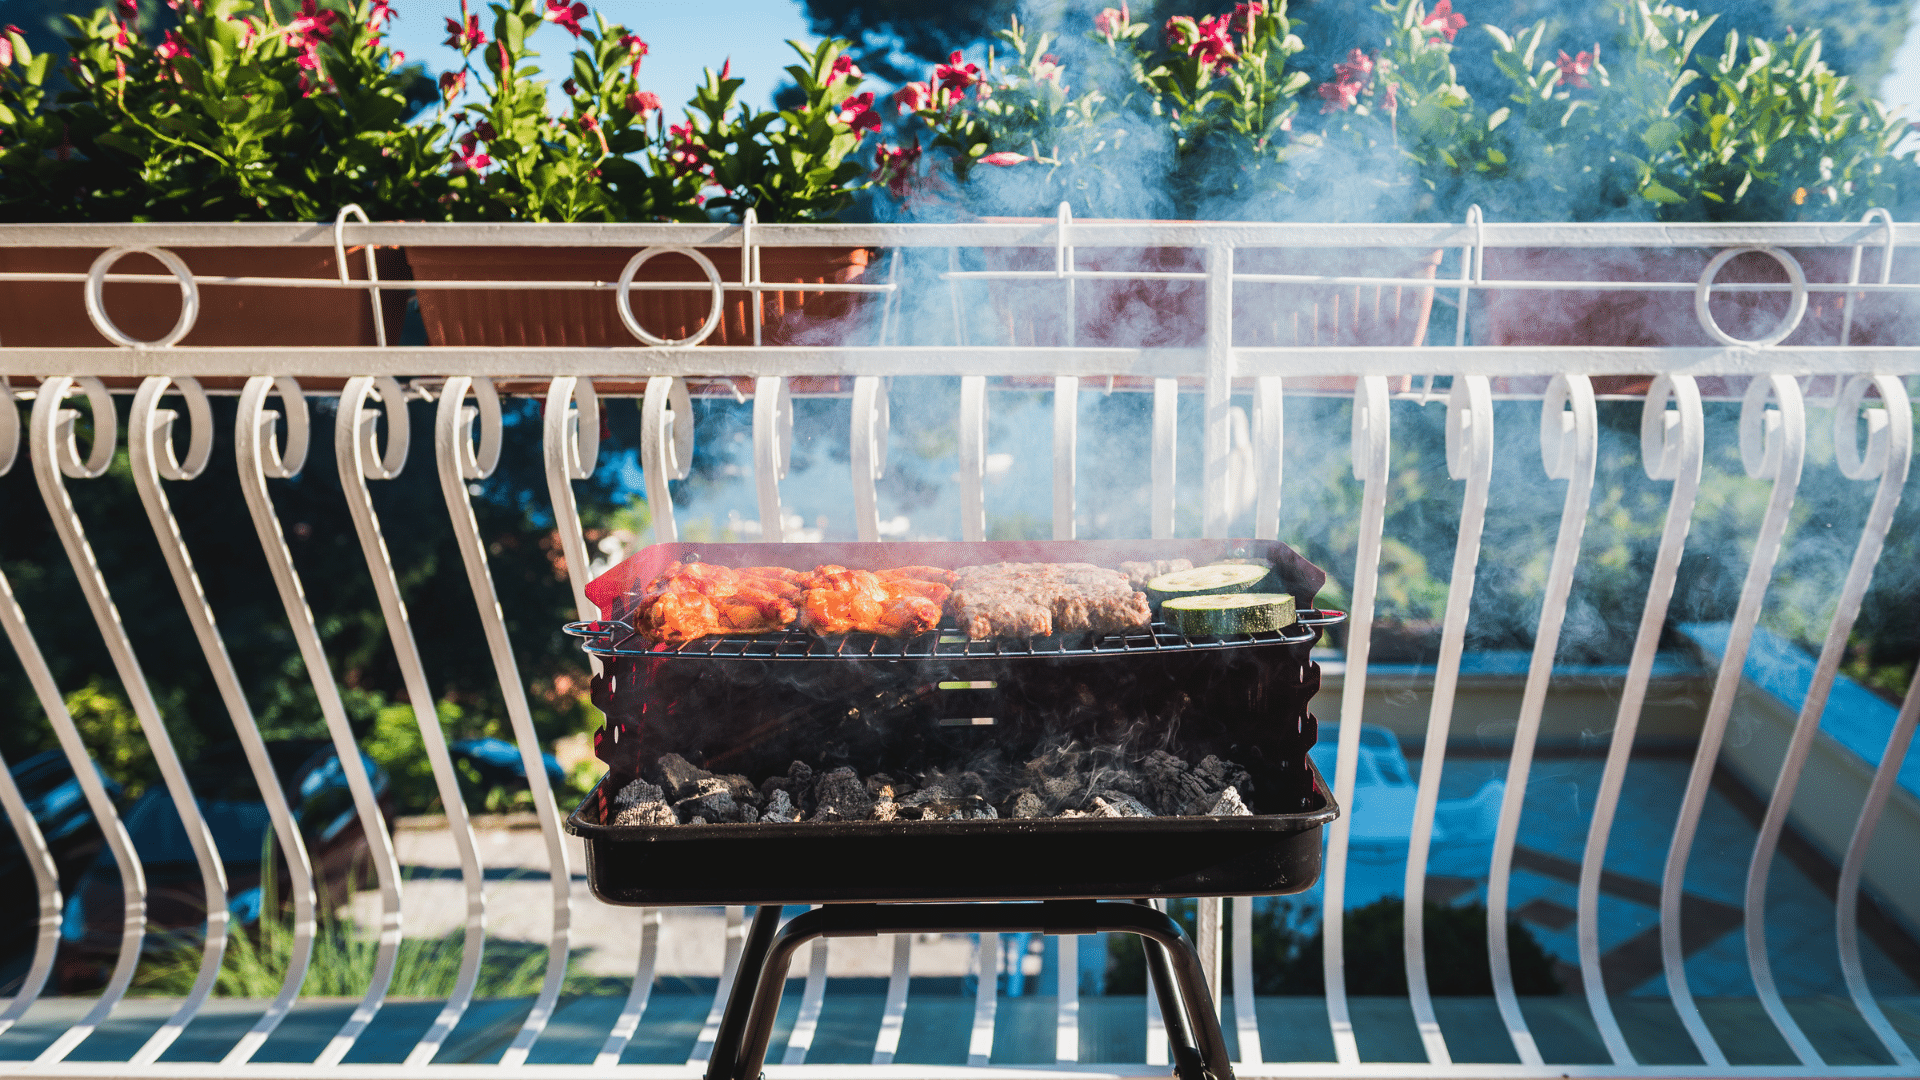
[84,245,199,349]
[618,246,726,347]
[1695,246,1808,348]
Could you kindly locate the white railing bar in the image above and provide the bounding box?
[1401,376,1496,1067]
[959,376,988,542]
[968,933,999,1066]
[332,376,489,1068]
[1053,377,1077,540]
[1196,898,1223,1042]
[234,376,408,1065]
[0,273,894,294]
[852,376,889,542]
[1251,378,1284,542]
[596,909,661,1067]
[783,929,831,1065]
[1488,376,1599,1065]
[1836,664,1920,1068]
[754,377,793,542]
[1743,375,1912,1064]
[1145,899,1168,1067]
[1202,244,1234,539]
[1230,896,1261,1064]
[1324,375,1393,1066]
[15,346,1920,380]
[1151,379,1178,539]
[688,907,747,1066]
[1056,934,1080,1063]
[642,376,692,545]
[12,217,1920,248]
[1840,210,1897,345]
[127,376,322,1064]
[438,378,574,1065]
[27,377,233,1065]
[870,934,913,1065]
[0,1065,1911,1079]
[1658,375,1807,1067]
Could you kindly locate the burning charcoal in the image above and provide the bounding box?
[809,766,874,821]
[611,779,678,826]
[1024,742,1086,781]
[677,787,753,824]
[968,801,998,820]
[1203,786,1252,817]
[1006,790,1045,819]
[872,797,900,822]
[689,816,709,825]
[761,789,797,822]
[865,773,904,800]
[1057,808,1087,819]
[651,753,714,802]
[1089,790,1155,818]
[760,760,816,803]
[1194,755,1252,796]
[1142,750,1211,816]
[956,771,987,798]
[1038,774,1082,808]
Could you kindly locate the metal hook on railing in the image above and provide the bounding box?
[0,376,17,477]
[1640,374,1704,483]
[1740,374,1806,481]
[1454,205,1483,348]
[85,246,199,349]
[443,377,503,482]
[1055,201,1073,278]
[333,204,388,348]
[44,376,118,479]
[1834,374,1901,482]
[1696,247,1808,348]
[1841,208,1897,347]
[618,247,725,347]
[130,376,214,482]
[743,208,763,347]
[1540,374,1597,482]
[344,376,411,481]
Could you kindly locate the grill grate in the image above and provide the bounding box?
[576,609,1344,662]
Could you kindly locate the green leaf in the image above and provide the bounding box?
[1487,106,1509,131]
[1642,119,1682,153]
[1642,181,1685,204]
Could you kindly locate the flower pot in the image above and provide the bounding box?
[1481,246,1920,396]
[978,225,1440,392]
[405,246,873,348]
[0,245,408,349]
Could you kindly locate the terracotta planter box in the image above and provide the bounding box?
[980,230,1440,392]
[406,246,873,348]
[1481,246,1920,396]
[0,245,407,350]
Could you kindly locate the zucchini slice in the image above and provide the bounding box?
[1163,593,1297,636]
[1145,563,1271,606]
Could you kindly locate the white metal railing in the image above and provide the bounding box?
[0,211,1915,1078]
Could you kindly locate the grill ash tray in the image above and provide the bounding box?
[565,538,1342,906]
[567,758,1336,906]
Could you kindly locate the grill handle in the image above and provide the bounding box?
[563,619,634,644]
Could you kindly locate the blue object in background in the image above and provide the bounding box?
[450,737,568,792]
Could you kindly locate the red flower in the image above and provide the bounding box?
[369,1,395,29]
[1555,46,1596,89]
[544,1,588,37]
[284,0,339,48]
[156,29,191,61]
[667,122,712,177]
[563,78,579,96]
[452,132,492,173]
[580,112,599,131]
[894,80,930,113]
[475,120,496,140]
[1334,48,1373,84]
[621,33,648,76]
[445,13,485,51]
[439,69,468,98]
[116,0,138,16]
[1229,2,1266,35]
[934,51,979,94]
[828,54,862,85]
[1165,13,1239,73]
[1422,0,1465,43]
[1317,77,1360,112]
[835,91,880,134]
[980,151,1029,166]
[628,90,660,113]
[873,143,922,197]
[1093,4,1130,39]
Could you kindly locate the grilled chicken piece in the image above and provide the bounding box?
[799,565,944,637]
[638,561,799,643]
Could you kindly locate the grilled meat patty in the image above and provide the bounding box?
[947,562,1152,639]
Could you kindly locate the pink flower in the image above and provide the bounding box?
[836,91,881,134]
[1166,13,1239,73]
[544,1,588,37]
[873,142,922,197]
[621,33,648,76]
[1093,4,1130,39]
[156,29,191,61]
[580,112,599,131]
[980,151,1030,166]
[392,50,404,62]
[1229,2,1266,35]
[445,13,485,50]
[283,0,339,48]
[667,121,712,177]
[439,69,467,98]
[1422,0,1465,44]
[628,90,660,113]
[1555,46,1596,89]
[116,0,138,16]
[1334,48,1372,84]
[0,36,10,69]
[934,51,979,94]
[1381,81,1397,114]
[827,54,862,85]
[369,1,395,29]
[452,132,492,174]
[1317,77,1360,112]
[893,80,930,113]
[1034,53,1065,85]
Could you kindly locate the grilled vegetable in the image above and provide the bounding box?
[1162,593,1296,636]
[1144,563,1271,606]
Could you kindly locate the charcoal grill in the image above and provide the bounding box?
[562,539,1344,1080]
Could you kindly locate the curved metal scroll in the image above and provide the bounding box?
[1660,374,1805,1067]
[436,378,573,1065]
[129,376,321,1063]
[1403,375,1495,1066]
[643,376,693,545]
[29,377,230,1065]
[545,377,602,617]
